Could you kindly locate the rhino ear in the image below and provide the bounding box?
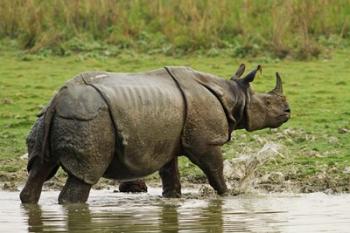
[231,63,245,80]
[240,65,262,85]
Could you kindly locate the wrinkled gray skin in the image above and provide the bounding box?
[20,64,290,204]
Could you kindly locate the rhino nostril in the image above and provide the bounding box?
[285,108,291,113]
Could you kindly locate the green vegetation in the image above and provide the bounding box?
[0,44,349,190]
[0,0,349,59]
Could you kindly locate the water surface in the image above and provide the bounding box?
[1,188,350,232]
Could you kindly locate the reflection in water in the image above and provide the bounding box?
[198,199,223,233]
[159,204,179,233]
[22,204,44,232]
[20,194,227,232]
[20,198,286,232]
[65,204,92,232]
[2,190,349,233]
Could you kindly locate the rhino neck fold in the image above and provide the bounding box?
[165,66,244,145]
[164,66,188,143]
[228,81,249,131]
[235,85,258,131]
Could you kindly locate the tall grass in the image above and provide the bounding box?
[0,0,349,58]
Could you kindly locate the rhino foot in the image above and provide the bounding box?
[162,190,181,198]
[20,189,41,204]
[119,180,148,193]
[20,159,58,204]
[58,175,92,204]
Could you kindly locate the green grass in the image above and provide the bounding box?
[0,0,349,59]
[0,46,350,186]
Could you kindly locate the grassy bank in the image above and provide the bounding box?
[0,45,349,192]
[0,0,349,59]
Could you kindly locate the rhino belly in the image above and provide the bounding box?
[104,136,182,180]
[103,100,185,179]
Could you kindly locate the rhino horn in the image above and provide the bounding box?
[271,72,283,94]
[241,65,262,84]
[231,63,245,80]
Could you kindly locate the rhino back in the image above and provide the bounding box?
[84,70,185,178]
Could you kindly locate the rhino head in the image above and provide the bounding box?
[231,64,291,131]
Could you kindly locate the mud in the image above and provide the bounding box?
[1,170,349,194]
[2,141,349,195]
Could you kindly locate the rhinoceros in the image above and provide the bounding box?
[20,64,290,204]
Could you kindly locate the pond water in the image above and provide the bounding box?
[1,188,350,232]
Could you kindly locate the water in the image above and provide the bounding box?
[1,188,350,232]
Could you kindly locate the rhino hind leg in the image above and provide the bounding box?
[118,179,148,193]
[20,159,58,204]
[159,157,181,198]
[186,146,228,195]
[51,108,115,186]
[58,174,92,204]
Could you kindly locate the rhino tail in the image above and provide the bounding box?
[40,89,62,163]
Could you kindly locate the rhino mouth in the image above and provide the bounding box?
[278,113,290,122]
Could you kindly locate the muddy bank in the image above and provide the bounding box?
[2,174,349,196]
[1,141,349,194]
[221,143,350,194]
[184,168,350,196]
[1,167,349,195]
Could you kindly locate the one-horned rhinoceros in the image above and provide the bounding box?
[20,64,290,204]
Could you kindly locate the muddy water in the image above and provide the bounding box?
[1,188,350,232]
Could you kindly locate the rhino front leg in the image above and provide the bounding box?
[187,146,228,195]
[119,179,148,193]
[20,159,58,204]
[159,157,181,198]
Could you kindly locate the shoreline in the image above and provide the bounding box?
[2,169,349,195]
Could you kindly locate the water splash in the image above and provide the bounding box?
[223,143,285,195]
